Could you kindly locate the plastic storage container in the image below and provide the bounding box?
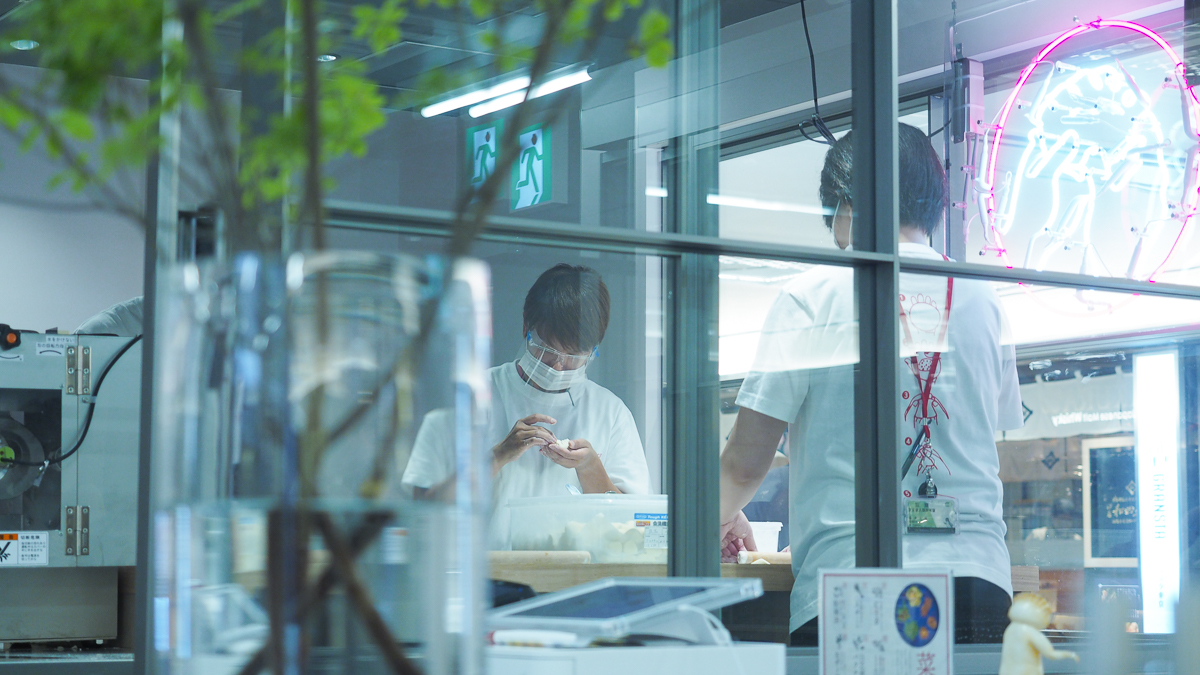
[749,521,783,553]
[507,494,669,563]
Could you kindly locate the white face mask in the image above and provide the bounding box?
[516,331,594,392]
[517,348,589,392]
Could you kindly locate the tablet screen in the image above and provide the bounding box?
[508,584,712,619]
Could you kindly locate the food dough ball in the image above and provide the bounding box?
[556,438,572,451]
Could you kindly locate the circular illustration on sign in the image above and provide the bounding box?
[895,583,940,647]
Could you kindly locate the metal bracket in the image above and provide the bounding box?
[65,506,77,556]
[79,506,89,556]
[80,347,91,396]
[65,348,77,395]
[64,347,91,396]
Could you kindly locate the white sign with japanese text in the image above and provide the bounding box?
[819,569,953,675]
[0,532,49,566]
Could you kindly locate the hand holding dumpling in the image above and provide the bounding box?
[541,437,598,470]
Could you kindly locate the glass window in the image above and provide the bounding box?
[992,277,1200,635]
[327,227,673,585]
[717,257,857,645]
[325,8,682,239]
[897,273,1200,639]
[910,5,1200,288]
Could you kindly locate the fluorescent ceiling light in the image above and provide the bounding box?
[10,40,38,51]
[467,69,591,118]
[645,187,667,198]
[316,53,339,62]
[707,193,831,216]
[421,76,531,118]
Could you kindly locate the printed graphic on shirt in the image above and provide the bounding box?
[899,280,954,478]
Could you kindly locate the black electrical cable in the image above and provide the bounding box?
[799,0,837,145]
[5,334,143,468]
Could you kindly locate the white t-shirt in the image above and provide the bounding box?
[402,361,652,548]
[76,296,144,337]
[736,242,1023,631]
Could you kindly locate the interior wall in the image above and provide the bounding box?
[0,64,146,333]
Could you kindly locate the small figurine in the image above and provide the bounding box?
[999,594,1079,675]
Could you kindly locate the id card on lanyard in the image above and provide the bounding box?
[900,265,959,535]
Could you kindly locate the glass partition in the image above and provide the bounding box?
[894,273,1200,640]
[717,256,857,645]
[327,227,673,586]
[902,3,1200,288]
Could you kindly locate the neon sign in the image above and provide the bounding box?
[978,20,1200,282]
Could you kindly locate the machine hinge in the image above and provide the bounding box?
[64,346,91,396]
[65,506,76,555]
[63,506,91,556]
[79,506,89,555]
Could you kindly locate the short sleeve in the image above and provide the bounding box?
[734,282,837,424]
[996,343,1024,431]
[600,404,651,494]
[401,408,456,489]
[990,286,1024,432]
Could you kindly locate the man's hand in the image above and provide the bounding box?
[544,439,622,494]
[492,414,557,475]
[719,510,758,563]
[541,438,598,470]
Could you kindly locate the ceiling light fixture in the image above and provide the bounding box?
[10,39,38,51]
[467,68,591,118]
[317,53,339,62]
[706,193,832,216]
[420,75,532,118]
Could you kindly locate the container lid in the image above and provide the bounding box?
[488,577,762,639]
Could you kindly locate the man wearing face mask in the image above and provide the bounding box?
[402,263,651,549]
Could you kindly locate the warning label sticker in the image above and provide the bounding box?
[36,335,75,356]
[0,532,50,566]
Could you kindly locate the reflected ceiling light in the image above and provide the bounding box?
[645,187,667,198]
[421,75,531,118]
[467,68,591,118]
[10,39,38,51]
[1133,351,1182,634]
[317,53,339,62]
[707,193,831,216]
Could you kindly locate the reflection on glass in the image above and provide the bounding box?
[995,280,1199,635]
[719,125,1021,645]
[950,19,1200,287]
[403,264,652,552]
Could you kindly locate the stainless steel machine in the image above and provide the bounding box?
[0,331,141,643]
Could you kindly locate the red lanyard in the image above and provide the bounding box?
[899,266,954,447]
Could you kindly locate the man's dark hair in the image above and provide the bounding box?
[818,123,947,236]
[523,264,610,352]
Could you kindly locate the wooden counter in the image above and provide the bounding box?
[489,551,795,593]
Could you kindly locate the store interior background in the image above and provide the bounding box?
[0,0,1197,646]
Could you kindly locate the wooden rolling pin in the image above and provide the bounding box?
[737,551,791,565]
[489,550,593,565]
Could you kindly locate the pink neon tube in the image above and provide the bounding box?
[984,19,1200,279]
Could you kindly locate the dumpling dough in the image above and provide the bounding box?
[555,438,571,451]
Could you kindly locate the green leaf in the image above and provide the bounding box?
[468,0,492,18]
[0,99,26,130]
[646,39,673,68]
[55,109,95,142]
[639,7,670,40]
[603,0,624,22]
